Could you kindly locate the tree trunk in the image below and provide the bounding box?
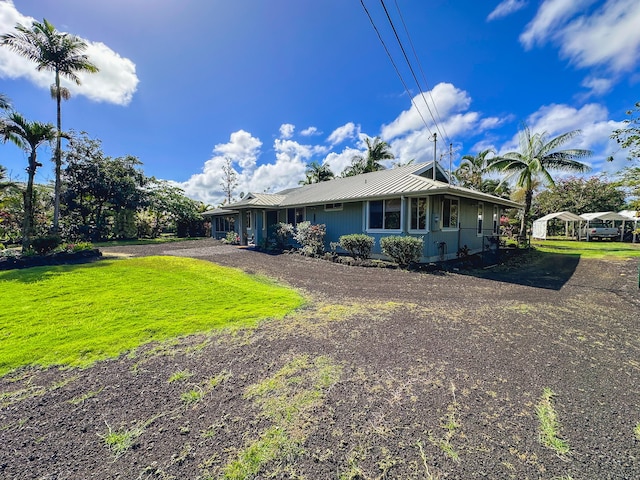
[52,71,62,233]
[520,189,533,238]
[22,152,37,250]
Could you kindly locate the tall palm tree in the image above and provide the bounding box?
[455,148,495,190]
[300,161,335,184]
[2,19,99,233]
[0,112,56,249]
[343,136,394,176]
[488,125,592,234]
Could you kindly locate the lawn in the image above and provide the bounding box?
[531,238,640,258]
[0,256,304,376]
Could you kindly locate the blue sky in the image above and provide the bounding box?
[0,0,638,206]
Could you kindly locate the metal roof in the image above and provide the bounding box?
[226,162,521,210]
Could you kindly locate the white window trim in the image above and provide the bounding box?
[408,196,430,233]
[365,198,404,233]
[324,203,343,212]
[477,202,484,237]
[441,196,459,231]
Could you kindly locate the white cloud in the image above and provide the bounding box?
[279,123,295,139]
[580,76,614,98]
[323,146,362,176]
[178,130,332,205]
[327,122,358,146]
[487,0,528,21]
[520,0,594,49]
[520,0,640,76]
[0,0,139,105]
[560,0,640,73]
[496,103,626,173]
[178,130,263,204]
[300,126,320,136]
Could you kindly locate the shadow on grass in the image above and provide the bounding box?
[0,257,111,284]
[457,250,581,290]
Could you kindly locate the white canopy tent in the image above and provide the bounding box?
[532,211,583,239]
[580,211,629,241]
[619,210,639,242]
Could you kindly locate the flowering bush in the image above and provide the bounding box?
[293,221,326,256]
[380,236,423,268]
[224,231,240,245]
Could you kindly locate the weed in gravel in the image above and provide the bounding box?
[68,386,104,405]
[100,422,145,459]
[634,423,640,441]
[181,386,204,405]
[180,371,230,407]
[416,440,441,480]
[220,355,341,478]
[168,369,193,383]
[428,383,462,463]
[536,387,570,456]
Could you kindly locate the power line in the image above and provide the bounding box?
[358,0,434,137]
[378,0,447,144]
[393,0,450,145]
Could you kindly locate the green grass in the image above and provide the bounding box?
[532,239,640,258]
[536,387,570,455]
[0,256,304,376]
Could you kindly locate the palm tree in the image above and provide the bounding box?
[0,112,57,249]
[488,125,592,235]
[455,148,495,190]
[2,19,99,233]
[300,161,335,184]
[343,136,394,176]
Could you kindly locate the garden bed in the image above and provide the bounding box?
[0,248,102,270]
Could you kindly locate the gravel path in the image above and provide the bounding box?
[2,238,639,479]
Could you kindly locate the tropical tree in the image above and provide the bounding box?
[454,149,495,190]
[0,112,56,248]
[488,125,592,235]
[343,136,394,177]
[300,161,335,184]
[62,133,147,241]
[532,176,626,218]
[1,18,99,233]
[611,101,640,162]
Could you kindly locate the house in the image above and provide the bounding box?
[203,161,521,263]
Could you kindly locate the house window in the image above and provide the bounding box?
[442,197,459,229]
[287,207,304,225]
[368,198,401,230]
[246,211,252,230]
[215,216,235,232]
[477,202,484,235]
[493,206,499,235]
[324,203,343,211]
[410,197,428,231]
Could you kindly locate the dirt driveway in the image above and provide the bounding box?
[2,239,639,479]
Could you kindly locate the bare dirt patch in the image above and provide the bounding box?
[1,238,639,479]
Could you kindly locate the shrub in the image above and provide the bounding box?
[224,231,240,245]
[380,235,423,268]
[55,242,94,254]
[339,234,375,260]
[272,222,294,250]
[29,235,62,255]
[294,221,326,256]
